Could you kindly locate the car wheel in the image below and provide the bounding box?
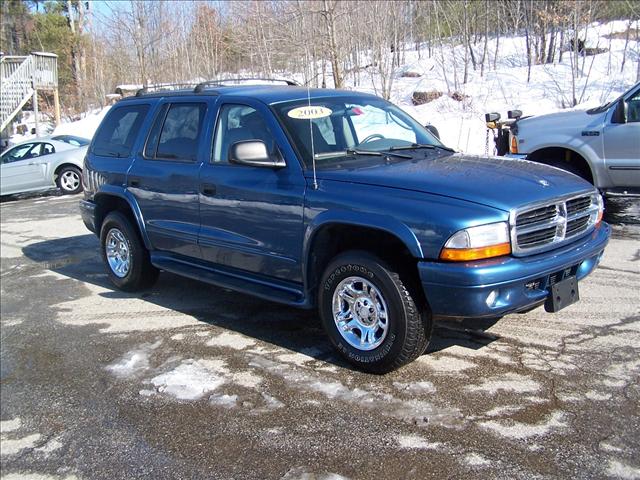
[100,211,159,291]
[56,166,83,194]
[319,251,432,373]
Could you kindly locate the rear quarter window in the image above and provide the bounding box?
[92,104,150,157]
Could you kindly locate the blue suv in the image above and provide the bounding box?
[80,80,610,372]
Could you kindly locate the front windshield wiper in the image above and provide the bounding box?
[388,143,456,153]
[314,148,411,160]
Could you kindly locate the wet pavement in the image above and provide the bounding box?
[1,193,639,480]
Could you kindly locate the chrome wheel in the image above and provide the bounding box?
[105,228,131,278]
[60,170,80,192]
[332,276,389,351]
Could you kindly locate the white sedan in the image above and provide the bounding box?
[1,136,88,196]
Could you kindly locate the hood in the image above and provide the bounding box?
[517,108,599,133]
[312,153,594,212]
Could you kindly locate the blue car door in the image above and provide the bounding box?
[198,98,306,283]
[127,98,214,258]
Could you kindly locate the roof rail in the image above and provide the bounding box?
[135,83,198,97]
[194,78,300,93]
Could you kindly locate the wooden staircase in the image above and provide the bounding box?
[1,52,59,133]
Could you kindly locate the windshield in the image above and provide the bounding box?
[273,96,445,168]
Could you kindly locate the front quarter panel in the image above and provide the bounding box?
[517,112,613,188]
[304,180,508,262]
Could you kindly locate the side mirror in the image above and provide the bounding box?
[611,98,627,124]
[485,112,501,123]
[230,140,285,168]
[424,124,440,139]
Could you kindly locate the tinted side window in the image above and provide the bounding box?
[92,104,150,157]
[42,143,55,155]
[153,103,207,161]
[212,104,276,163]
[1,144,34,163]
[627,91,640,123]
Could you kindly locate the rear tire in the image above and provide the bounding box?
[100,211,158,291]
[319,251,432,373]
[56,166,83,194]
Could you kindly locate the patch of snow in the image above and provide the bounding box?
[147,359,228,400]
[0,433,42,456]
[479,410,566,440]
[206,331,256,350]
[231,371,263,389]
[1,474,79,480]
[585,390,612,401]
[483,405,524,417]
[606,459,640,480]
[416,355,476,373]
[464,453,491,467]
[209,394,238,408]
[393,381,436,394]
[171,333,185,341]
[0,418,21,433]
[276,351,316,367]
[466,373,541,395]
[280,466,350,480]
[35,437,64,455]
[396,434,442,450]
[250,355,463,429]
[106,340,161,377]
[261,393,285,410]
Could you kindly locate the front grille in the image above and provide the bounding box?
[511,191,600,256]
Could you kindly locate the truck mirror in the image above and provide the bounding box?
[508,110,522,119]
[611,98,627,124]
[424,124,440,139]
[485,112,500,123]
[230,140,286,168]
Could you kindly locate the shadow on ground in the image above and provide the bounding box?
[22,234,500,370]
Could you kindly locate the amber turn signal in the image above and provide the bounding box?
[440,242,512,261]
[510,136,518,154]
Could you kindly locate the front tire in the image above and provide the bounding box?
[100,211,158,291]
[319,251,432,373]
[56,166,83,194]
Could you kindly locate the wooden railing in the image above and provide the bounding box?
[1,52,58,132]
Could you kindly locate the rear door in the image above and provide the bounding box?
[198,99,306,283]
[603,86,640,188]
[127,99,212,258]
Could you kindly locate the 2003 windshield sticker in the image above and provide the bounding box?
[287,106,332,119]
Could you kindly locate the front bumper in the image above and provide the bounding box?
[79,199,97,234]
[418,222,611,318]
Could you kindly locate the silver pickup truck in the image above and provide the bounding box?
[490,82,639,196]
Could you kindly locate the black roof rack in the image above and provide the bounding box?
[193,78,300,93]
[135,82,198,97]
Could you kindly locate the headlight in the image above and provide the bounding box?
[440,222,511,261]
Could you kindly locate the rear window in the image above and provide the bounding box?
[92,104,149,157]
[144,103,207,161]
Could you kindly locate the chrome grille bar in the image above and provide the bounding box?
[509,190,601,256]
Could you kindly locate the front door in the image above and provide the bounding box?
[0,143,47,194]
[198,100,306,283]
[603,87,640,188]
[127,100,212,259]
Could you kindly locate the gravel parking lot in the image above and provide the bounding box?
[1,193,639,480]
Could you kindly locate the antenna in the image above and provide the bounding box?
[307,84,318,190]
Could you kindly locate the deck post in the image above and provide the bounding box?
[33,88,39,136]
[53,88,61,126]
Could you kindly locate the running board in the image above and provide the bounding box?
[150,253,307,307]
